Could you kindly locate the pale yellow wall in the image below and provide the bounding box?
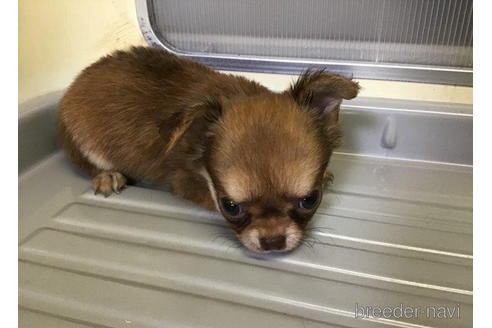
[19,0,472,106]
[19,0,146,105]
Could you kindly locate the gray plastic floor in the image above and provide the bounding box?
[19,95,472,328]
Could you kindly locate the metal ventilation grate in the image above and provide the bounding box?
[137,0,473,85]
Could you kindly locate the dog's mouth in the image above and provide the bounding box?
[235,223,304,253]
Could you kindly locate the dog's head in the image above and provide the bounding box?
[201,71,359,253]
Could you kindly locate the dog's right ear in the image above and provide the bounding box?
[159,98,222,157]
[288,70,359,127]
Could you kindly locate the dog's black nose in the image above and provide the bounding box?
[260,235,286,251]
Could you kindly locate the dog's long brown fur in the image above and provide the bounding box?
[58,46,359,253]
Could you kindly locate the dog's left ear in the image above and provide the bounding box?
[288,70,360,126]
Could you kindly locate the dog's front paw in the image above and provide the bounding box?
[92,171,127,197]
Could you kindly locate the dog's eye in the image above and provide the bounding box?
[220,197,244,217]
[298,190,320,210]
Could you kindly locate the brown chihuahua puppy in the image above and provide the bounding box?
[58,46,359,253]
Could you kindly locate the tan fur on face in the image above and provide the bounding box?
[212,94,324,202]
[238,218,303,253]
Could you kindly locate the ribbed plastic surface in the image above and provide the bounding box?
[19,97,472,328]
[150,0,473,67]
